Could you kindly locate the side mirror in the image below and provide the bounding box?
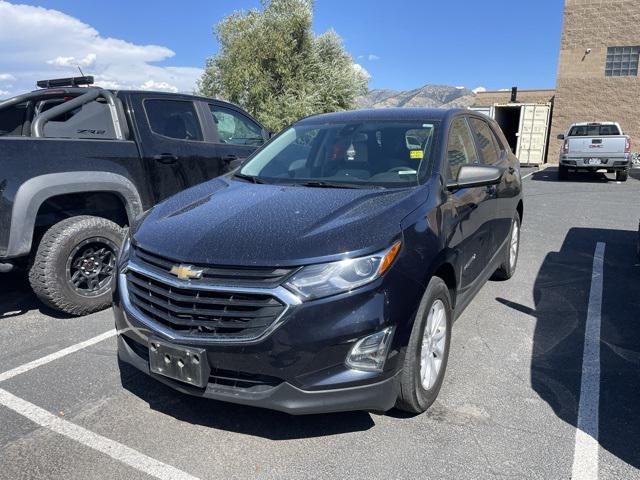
[447,165,503,192]
[261,128,273,142]
[557,133,565,140]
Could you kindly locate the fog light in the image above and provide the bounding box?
[346,327,394,372]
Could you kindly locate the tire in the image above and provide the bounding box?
[558,165,568,181]
[29,216,124,316]
[492,214,521,281]
[616,170,628,182]
[396,276,452,414]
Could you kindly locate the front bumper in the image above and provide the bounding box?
[117,334,400,414]
[113,258,423,414]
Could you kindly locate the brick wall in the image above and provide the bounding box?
[549,0,640,163]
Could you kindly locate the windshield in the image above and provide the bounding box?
[239,120,439,188]
[568,124,621,136]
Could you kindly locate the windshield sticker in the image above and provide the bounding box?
[410,150,424,160]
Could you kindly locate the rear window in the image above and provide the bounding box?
[0,102,27,137]
[568,125,621,136]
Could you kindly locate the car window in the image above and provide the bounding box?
[240,120,439,188]
[209,105,264,146]
[144,99,203,141]
[446,117,478,179]
[568,124,621,136]
[469,118,501,165]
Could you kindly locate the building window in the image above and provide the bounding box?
[605,46,639,77]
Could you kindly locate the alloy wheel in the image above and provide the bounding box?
[420,299,447,390]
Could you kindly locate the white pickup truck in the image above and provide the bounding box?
[557,122,631,181]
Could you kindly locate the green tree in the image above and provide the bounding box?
[198,0,369,132]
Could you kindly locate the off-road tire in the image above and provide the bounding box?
[29,216,124,316]
[492,214,521,281]
[616,170,628,182]
[558,165,569,181]
[396,277,452,414]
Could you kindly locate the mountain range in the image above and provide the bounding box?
[357,84,478,109]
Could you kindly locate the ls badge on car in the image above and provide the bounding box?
[169,264,204,280]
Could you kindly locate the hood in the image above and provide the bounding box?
[132,178,428,266]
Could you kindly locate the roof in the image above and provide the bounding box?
[569,121,618,126]
[297,107,462,124]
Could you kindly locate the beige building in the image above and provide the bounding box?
[549,0,640,162]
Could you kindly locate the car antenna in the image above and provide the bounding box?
[77,65,86,77]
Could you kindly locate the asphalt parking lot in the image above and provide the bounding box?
[1,166,639,480]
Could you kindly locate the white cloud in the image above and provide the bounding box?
[0,89,10,96]
[353,63,371,81]
[368,54,380,61]
[472,86,487,93]
[455,86,465,90]
[0,1,202,97]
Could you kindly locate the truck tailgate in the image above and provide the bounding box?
[567,136,627,155]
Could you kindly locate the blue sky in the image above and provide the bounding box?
[0,0,564,96]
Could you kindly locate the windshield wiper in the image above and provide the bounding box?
[233,172,265,184]
[297,180,378,189]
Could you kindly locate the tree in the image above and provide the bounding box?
[198,0,369,132]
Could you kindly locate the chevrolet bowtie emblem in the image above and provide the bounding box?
[169,264,203,280]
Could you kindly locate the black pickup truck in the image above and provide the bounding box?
[0,76,267,315]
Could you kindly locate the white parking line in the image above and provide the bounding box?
[0,388,199,480]
[571,242,605,480]
[0,329,116,383]
[0,329,201,479]
[522,170,536,180]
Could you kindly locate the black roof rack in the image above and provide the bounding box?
[36,76,94,89]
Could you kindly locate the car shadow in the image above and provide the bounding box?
[0,270,72,320]
[530,166,612,183]
[497,227,640,469]
[118,359,376,440]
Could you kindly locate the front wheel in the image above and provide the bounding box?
[616,170,628,182]
[395,277,452,414]
[29,216,124,316]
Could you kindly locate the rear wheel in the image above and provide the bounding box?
[29,216,124,316]
[396,277,452,414]
[616,170,628,182]
[492,214,520,281]
[558,165,569,181]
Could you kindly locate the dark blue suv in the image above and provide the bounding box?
[114,108,523,414]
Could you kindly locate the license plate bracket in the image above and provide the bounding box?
[148,339,209,388]
[588,158,601,165]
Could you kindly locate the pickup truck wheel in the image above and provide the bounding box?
[616,170,628,182]
[29,216,124,316]
[395,277,452,414]
[558,165,568,181]
[492,214,521,281]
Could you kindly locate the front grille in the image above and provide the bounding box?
[126,269,287,340]
[132,245,296,288]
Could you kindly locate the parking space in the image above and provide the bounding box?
[1,167,639,479]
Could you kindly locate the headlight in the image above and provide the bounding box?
[284,241,401,300]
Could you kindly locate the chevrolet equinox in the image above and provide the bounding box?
[114,108,523,414]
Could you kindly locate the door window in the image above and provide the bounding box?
[209,105,264,146]
[144,99,203,141]
[446,117,478,179]
[469,118,501,165]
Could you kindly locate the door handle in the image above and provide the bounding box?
[153,153,178,164]
[222,154,238,162]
